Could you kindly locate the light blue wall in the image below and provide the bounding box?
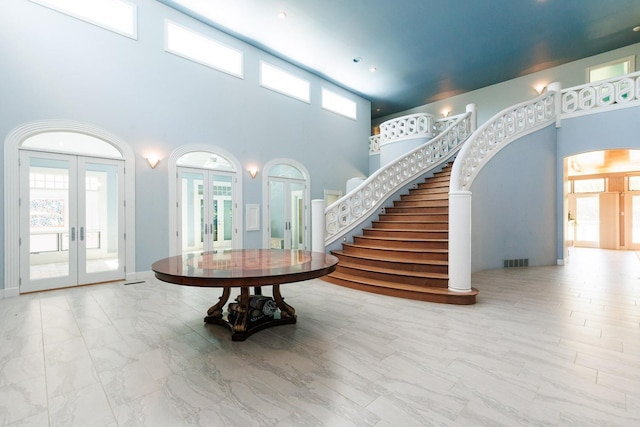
[0,0,371,288]
[470,125,558,272]
[369,153,380,175]
[467,105,640,273]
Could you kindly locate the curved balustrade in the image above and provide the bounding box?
[450,90,557,192]
[378,113,436,144]
[448,86,559,293]
[369,134,380,154]
[561,71,640,117]
[370,116,461,155]
[435,116,461,134]
[324,112,473,245]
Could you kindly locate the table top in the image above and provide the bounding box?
[151,249,339,287]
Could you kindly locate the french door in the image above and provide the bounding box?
[268,178,307,250]
[19,151,125,292]
[178,167,236,254]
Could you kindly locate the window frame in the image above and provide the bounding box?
[586,55,635,83]
[259,61,311,103]
[29,0,138,40]
[164,20,244,79]
[321,88,357,120]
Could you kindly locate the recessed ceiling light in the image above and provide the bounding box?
[277,11,287,19]
[369,66,377,72]
[634,25,640,32]
[353,57,362,63]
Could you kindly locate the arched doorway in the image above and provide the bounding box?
[168,145,242,255]
[262,159,310,250]
[565,149,640,254]
[4,121,136,294]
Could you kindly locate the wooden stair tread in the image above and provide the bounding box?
[364,227,447,232]
[343,243,447,254]
[336,262,448,279]
[332,250,448,265]
[379,215,448,220]
[356,235,448,243]
[374,220,448,226]
[325,272,478,296]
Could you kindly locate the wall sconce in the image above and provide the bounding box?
[146,154,160,169]
[248,167,258,179]
[534,84,546,95]
[441,109,450,118]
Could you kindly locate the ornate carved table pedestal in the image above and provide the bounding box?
[151,249,338,341]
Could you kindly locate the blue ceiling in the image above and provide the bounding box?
[157,0,640,119]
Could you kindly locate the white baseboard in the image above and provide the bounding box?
[0,287,20,299]
[130,270,154,281]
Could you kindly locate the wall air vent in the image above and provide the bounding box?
[503,258,529,268]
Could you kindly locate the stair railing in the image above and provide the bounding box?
[319,104,476,247]
[560,70,640,118]
[448,83,560,292]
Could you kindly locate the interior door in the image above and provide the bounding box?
[19,151,125,292]
[178,168,235,254]
[290,181,305,250]
[625,191,640,250]
[573,194,600,248]
[268,177,307,250]
[599,192,620,249]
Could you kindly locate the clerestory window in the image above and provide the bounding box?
[30,0,137,39]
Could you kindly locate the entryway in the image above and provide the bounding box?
[19,151,125,292]
[263,160,310,250]
[566,149,640,251]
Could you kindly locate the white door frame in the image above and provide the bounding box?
[168,145,243,256]
[262,158,310,250]
[176,167,236,254]
[5,120,136,296]
[624,190,640,250]
[18,151,126,292]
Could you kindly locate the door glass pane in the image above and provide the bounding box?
[291,182,305,250]
[212,174,232,249]
[269,164,304,179]
[84,163,119,274]
[177,151,234,171]
[181,172,205,253]
[224,200,232,241]
[633,195,640,244]
[576,196,599,243]
[270,180,285,249]
[23,132,122,158]
[29,158,70,280]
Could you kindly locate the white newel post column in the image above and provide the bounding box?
[547,82,562,127]
[448,190,472,292]
[311,199,326,253]
[466,103,477,132]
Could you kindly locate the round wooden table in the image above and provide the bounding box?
[151,249,339,341]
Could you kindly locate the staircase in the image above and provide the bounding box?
[323,163,479,304]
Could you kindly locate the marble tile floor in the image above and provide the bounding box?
[0,248,639,426]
